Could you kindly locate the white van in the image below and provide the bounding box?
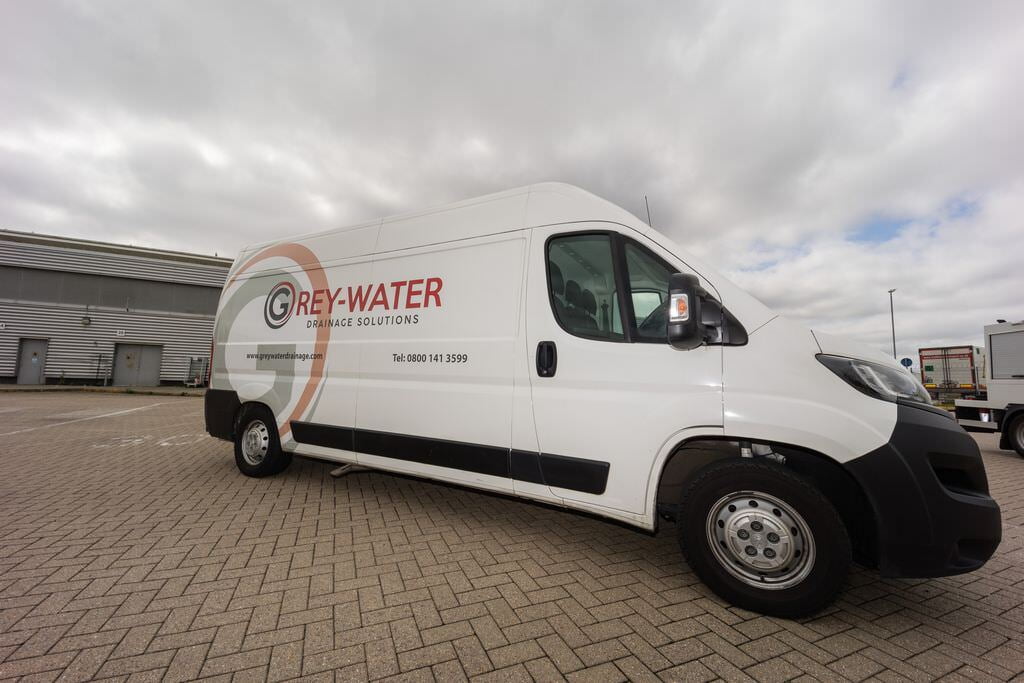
[205,183,1000,616]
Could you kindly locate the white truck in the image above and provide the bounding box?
[956,321,1024,456]
[205,183,1001,617]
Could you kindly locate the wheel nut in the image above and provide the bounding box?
[737,529,749,540]
[750,521,764,532]
[744,545,757,556]
[764,548,776,559]
[767,532,779,543]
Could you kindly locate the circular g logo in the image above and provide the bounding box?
[264,282,296,329]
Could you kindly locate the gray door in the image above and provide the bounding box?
[113,344,163,386]
[16,339,48,384]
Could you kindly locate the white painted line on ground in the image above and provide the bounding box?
[0,402,172,436]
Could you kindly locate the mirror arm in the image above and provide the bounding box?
[699,294,724,344]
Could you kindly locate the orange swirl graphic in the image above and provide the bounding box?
[227,243,330,438]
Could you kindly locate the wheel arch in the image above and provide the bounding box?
[234,400,278,435]
[652,436,879,568]
[998,404,1024,452]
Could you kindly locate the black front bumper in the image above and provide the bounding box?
[845,403,1001,577]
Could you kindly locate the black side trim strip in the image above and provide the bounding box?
[292,422,610,495]
[538,453,610,495]
[510,450,545,485]
[355,429,510,479]
[291,422,355,452]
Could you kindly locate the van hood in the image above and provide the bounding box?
[812,330,902,369]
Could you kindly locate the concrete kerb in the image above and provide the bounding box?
[0,384,205,397]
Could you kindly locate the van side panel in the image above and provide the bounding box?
[353,233,527,492]
[211,224,379,458]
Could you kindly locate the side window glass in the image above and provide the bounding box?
[624,241,674,341]
[631,291,663,320]
[547,234,624,341]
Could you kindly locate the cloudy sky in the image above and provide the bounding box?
[1,1,1021,360]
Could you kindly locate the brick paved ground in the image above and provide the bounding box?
[0,393,1021,682]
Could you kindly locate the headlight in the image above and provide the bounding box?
[816,354,932,406]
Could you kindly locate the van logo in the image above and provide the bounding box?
[264,282,296,329]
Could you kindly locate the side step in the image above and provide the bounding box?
[329,464,369,478]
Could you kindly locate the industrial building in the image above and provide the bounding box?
[0,229,231,386]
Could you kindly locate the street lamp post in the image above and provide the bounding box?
[888,288,897,359]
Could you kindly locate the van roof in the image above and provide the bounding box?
[230,182,777,332]
[238,182,644,255]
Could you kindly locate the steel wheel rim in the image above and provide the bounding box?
[1016,418,1024,450]
[241,419,270,466]
[706,490,816,590]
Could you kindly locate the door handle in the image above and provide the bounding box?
[536,341,557,377]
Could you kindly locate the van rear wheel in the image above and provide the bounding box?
[678,459,850,618]
[234,404,292,477]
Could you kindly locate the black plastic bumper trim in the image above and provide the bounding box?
[897,398,955,420]
[845,403,1001,578]
[205,389,241,441]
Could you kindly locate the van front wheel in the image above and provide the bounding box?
[678,459,850,618]
[234,404,292,477]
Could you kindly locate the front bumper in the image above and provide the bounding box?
[845,403,1001,577]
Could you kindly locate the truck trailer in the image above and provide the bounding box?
[956,321,1024,456]
[919,345,986,399]
[205,183,1001,617]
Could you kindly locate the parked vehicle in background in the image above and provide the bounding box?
[956,321,1024,456]
[205,183,1001,617]
[919,345,985,400]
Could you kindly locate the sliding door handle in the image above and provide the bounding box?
[536,341,557,378]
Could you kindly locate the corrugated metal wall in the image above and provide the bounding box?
[0,265,221,316]
[0,239,228,287]
[0,232,230,384]
[0,301,215,382]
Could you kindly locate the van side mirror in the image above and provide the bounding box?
[667,273,706,350]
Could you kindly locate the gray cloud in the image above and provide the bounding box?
[1,0,1022,360]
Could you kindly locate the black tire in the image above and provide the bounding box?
[678,458,850,618]
[234,404,292,477]
[1007,415,1024,458]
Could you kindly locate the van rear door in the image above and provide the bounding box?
[524,225,724,515]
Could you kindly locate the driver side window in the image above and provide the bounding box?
[624,241,674,342]
[546,234,624,341]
